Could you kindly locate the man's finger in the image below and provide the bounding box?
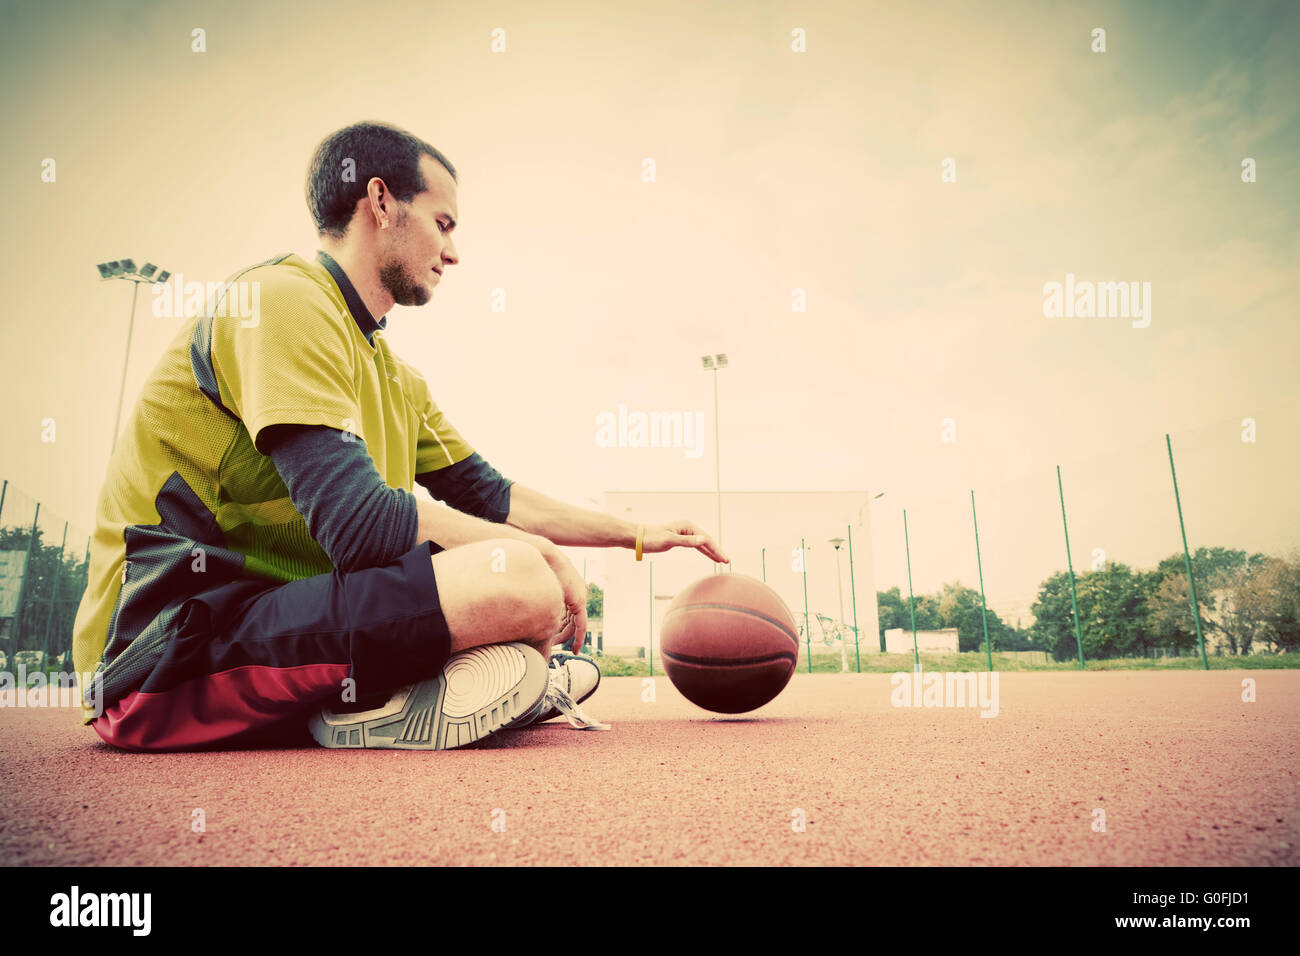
[574,609,587,655]
[688,532,719,557]
[567,595,587,655]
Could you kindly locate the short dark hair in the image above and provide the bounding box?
[306,121,457,239]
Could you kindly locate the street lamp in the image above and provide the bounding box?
[830,537,848,672]
[700,353,728,570]
[859,492,886,659]
[97,259,172,456]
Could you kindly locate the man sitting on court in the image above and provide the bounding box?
[71,120,727,751]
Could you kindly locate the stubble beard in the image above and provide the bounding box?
[379,256,431,308]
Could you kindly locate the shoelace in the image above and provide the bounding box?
[544,666,610,731]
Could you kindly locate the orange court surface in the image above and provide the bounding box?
[1,669,1296,867]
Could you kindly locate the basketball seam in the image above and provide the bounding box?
[662,603,799,648]
[661,649,798,667]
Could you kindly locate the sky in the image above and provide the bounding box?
[1,0,1297,628]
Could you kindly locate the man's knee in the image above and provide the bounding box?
[488,539,565,637]
[432,538,567,644]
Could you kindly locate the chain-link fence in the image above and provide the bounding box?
[0,479,93,673]
[857,394,1300,669]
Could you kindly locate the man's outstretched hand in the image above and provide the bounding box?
[640,519,729,565]
[527,519,726,662]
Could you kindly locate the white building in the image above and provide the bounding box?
[883,627,959,654]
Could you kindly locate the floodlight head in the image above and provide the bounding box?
[829,537,845,549]
[96,263,114,279]
[120,258,137,275]
[139,262,158,280]
[716,353,728,368]
[155,270,171,284]
[701,355,714,369]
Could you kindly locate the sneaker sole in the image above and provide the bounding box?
[308,643,548,750]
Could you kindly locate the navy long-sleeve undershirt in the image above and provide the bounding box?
[261,423,514,573]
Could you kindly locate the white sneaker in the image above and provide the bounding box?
[511,651,608,730]
[307,643,549,750]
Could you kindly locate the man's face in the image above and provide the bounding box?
[377,154,459,307]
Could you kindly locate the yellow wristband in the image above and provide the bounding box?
[635,525,645,561]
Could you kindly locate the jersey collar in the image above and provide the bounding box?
[316,250,388,345]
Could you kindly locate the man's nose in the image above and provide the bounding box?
[442,239,459,266]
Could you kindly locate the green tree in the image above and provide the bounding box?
[1148,548,1264,642]
[936,580,1014,652]
[1030,563,1151,660]
[1029,571,1081,661]
[1021,547,1295,661]
[1074,562,1150,657]
[1153,546,1263,586]
[586,582,603,619]
[875,587,906,650]
[881,582,1021,653]
[1239,553,1300,653]
[994,620,1036,651]
[1146,572,1200,654]
[911,593,942,631]
[1213,561,1280,654]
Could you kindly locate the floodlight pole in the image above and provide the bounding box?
[102,260,170,457]
[847,525,860,673]
[700,354,728,572]
[110,280,142,457]
[830,538,847,673]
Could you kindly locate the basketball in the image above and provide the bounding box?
[659,573,800,714]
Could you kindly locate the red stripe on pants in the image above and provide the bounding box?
[92,662,350,751]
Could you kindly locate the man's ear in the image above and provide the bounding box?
[366,177,390,225]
